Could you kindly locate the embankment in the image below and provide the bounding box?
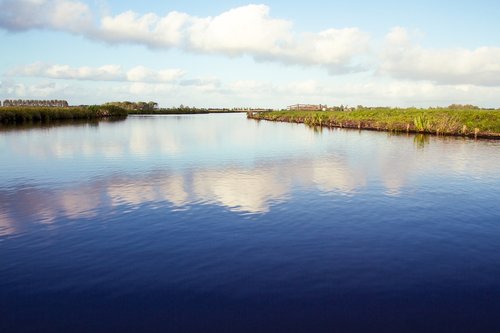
[0,105,128,125]
[247,108,500,139]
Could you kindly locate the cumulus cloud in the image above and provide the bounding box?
[0,1,370,73]
[96,4,370,72]
[98,10,190,47]
[3,1,500,85]
[186,5,292,55]
[252,27,371,73]
[7,62,185,82]
[380,27,500,86]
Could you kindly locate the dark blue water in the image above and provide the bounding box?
[1,114,500,332]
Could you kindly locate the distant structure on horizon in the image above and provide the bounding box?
[287,104,327,111]
[2,99,69,107]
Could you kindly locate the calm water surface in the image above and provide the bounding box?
[1,114,500,332]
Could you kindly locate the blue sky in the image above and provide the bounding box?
[1,0,500,108]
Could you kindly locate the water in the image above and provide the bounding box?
[1,114,499,332]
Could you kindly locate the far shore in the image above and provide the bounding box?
[0,104,262,125]
[247,107,500,139]
[0,105,127,125]
[2,104,500,140]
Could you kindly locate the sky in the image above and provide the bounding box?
[1,0,500,108]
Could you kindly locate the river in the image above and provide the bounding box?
[1,114,499,332]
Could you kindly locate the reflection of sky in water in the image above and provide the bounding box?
[1,114,499,236]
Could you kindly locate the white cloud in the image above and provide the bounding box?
[2,1,500,91]
[0,2,370,73]
[259,27,371,73]
[187,5,292,55]
[99,10,190,47]
[96,4,370,72]
[380,27,500,86]
[7,62,185,82]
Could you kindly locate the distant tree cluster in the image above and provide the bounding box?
[2,99,69,107]
[327,104,355,112]
[447,104,480,110]
[104,101,158,111]
[101,102,260,114]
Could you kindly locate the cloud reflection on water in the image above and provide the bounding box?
[1,116,499,236]
[0,155,369,235]
[192,168,289,213]
[0,212,15,236]
[108,174,189,208]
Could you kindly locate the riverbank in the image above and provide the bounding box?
[247,108,500,139]
[0,105,128,124]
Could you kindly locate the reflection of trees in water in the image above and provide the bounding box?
[309,125,323,134]
[414,134,430,149]
[0,118,126,133]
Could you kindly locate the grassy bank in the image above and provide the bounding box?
[248,107,500,139]
[0,105,128,125]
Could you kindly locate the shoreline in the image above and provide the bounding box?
[247,109,500,140]
[0,106,249,125]
[0,105,127,125]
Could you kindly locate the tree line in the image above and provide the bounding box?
[2,99,69,107]
[103,101,159,111]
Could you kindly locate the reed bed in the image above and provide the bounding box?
[248,107,500,139]
[0,105,128,124]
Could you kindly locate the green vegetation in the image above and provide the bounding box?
[105,102,248,114]
[0,101,248,126]
[248,106,500,138]
[0,99,253,126]
[103,101,159,112]
[0,105,128,125]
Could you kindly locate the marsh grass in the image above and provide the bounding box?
[0,105,128,125]
[414,114,431,132]
[248,107,500,138]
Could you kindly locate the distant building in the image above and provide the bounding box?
[2,99,69,107]
[287,104,327,111]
